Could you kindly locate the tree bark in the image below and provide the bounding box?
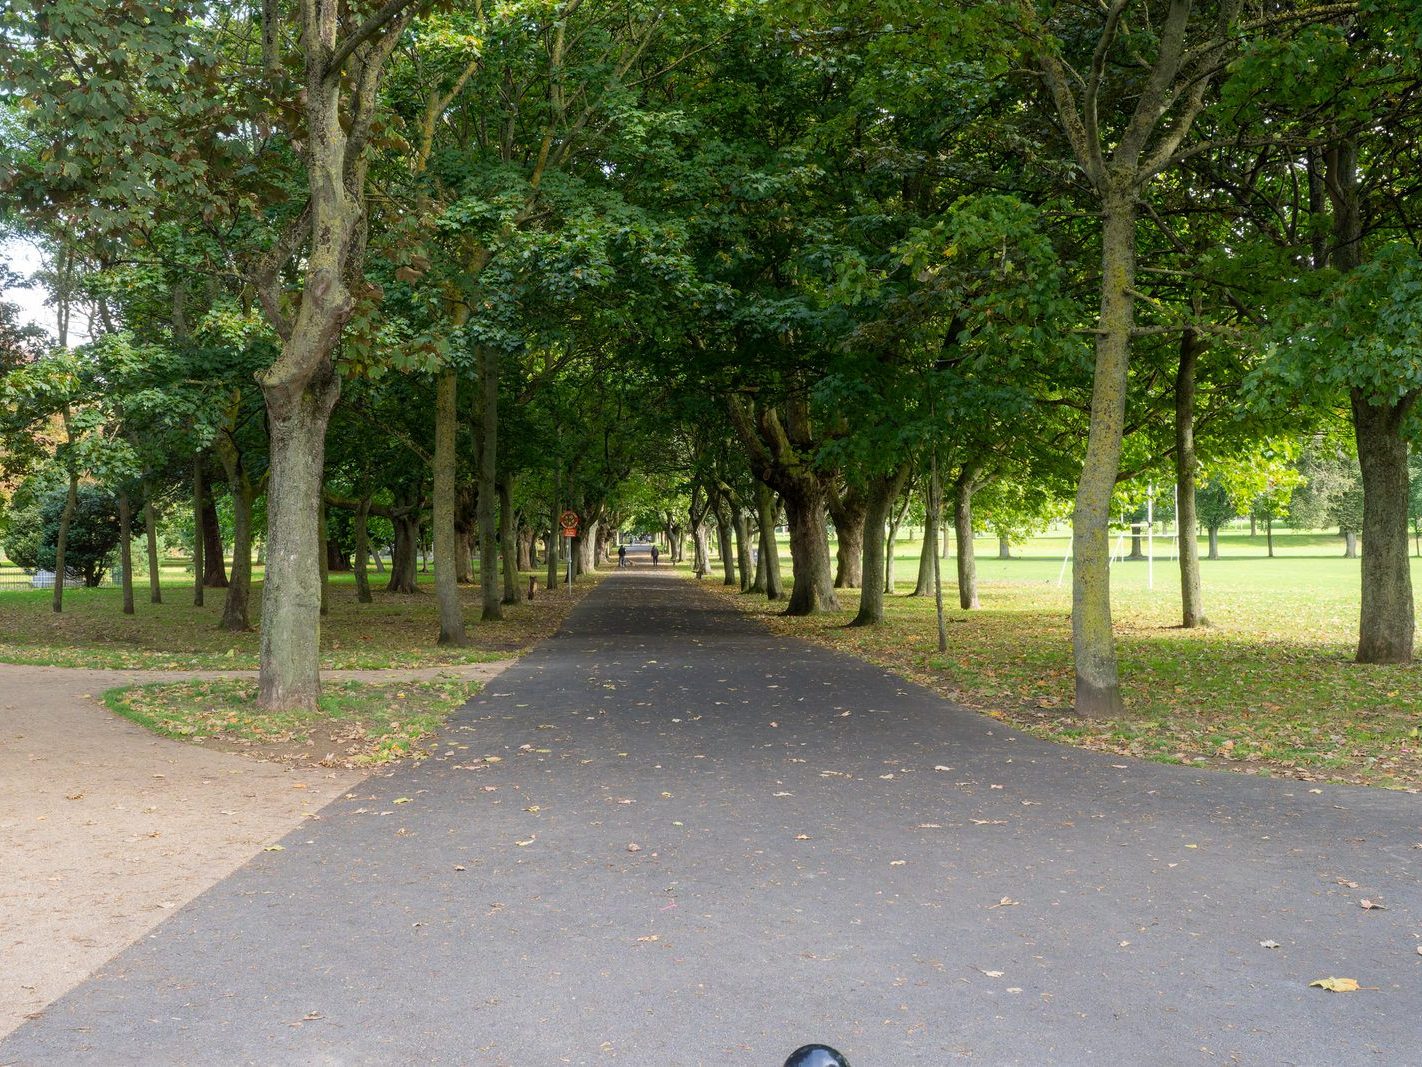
[954,473,980,610]
[476,349,501,621]
[714,497,737,586]
[118,491,135,615]
[547,495,561,591]
[1207,526,1220,560]
[1266,517,1275,559]
[318,501,330,617]
[257,374,339,710]
[499,477,522,605]
[387,511,420,593]
[202,492,229,588]
[754,482,781,600]
[433,368,467,644]
[1071,188,1136,717]
[51,469,78,612]
[212,435,256,632]
[353,497,373,604]
[782,483,838,615]
[143,481,162,604]
[220,483,255,631]
[191,457,205,608]
[1344,529,1358,559]
[1325,139,1416,663]
[911,486,938,597]
[1175,328,1207,627]
[1348,389,1404,660]
[851,467,908,626]
[828,487,867,589]
[730,507,752,592]
[517,523,534,572]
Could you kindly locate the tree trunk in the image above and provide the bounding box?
[1175,328,1207,627]
[911,488,938,597]
[118,491,135,615]
[885,489,909,594]
[1266,517,1275,559]
[477,348,502,621]
[1352,395,1416,663]
[371,544,385,572]
[143,481,162,604]
[715,499,737,586]
[517,523,534,572]
[1126,526,1145,561]
[499,477,522,605]
[577,521,599,574]
[454,525,472,584]
[433,368,467,644]
[1249,515,1257,536]
[692,524,710,578]
[1071,188,1135,717]
[220,483,255,631]
[851,467,908,626]
[1207,526,1220,560]
[387,512,419,593]
[782,483,838,615]
[733,507,754,592]
[191,457,205,607]
[954,474,980,610]
[1344,529,1358,559]
[829,491,866,589]
[353,497,373,604]
[257,375,339,711]
[52,469,78,612]
[318,501,330,617]
[202,492,229,588]
[547,496,561,591]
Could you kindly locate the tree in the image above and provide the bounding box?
[4,481,120,586]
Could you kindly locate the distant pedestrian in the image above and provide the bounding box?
[618,544,627,568]
[651,544,660,567]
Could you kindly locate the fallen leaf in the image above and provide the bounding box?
[515,835,536,847]
[453,865,466,872]
[890,860,906,866]
[636,934,660,943]
[263,845,285,852]
[393,797,412,804]
[1260,940,1281,950]
[795,834,811,841]
[978,969,1004,978]
[987,896,1018,910]
[1359,899,1386,910]
[1309,977,1360,992]
[626,842,642,852]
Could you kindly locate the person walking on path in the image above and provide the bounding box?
[618,544,627,569]
[650,544,660,567]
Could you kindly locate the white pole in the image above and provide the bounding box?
[1147,483,1155,590]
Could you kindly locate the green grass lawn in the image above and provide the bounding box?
[705,528,1422,790]
[0,566,598,670]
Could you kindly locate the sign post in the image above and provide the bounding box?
[559,510,580,588]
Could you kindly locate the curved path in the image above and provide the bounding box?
[3,568,1418,1065]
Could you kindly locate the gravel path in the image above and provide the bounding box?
[2,570,1417,1065]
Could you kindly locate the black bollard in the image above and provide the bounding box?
[784,1046,849,1067]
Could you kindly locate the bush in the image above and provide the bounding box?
[0,484,121,586]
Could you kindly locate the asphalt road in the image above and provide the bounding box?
[4,561,1419,1065]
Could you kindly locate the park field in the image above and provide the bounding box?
[707,528,1422,790]
[0,567,595,670]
